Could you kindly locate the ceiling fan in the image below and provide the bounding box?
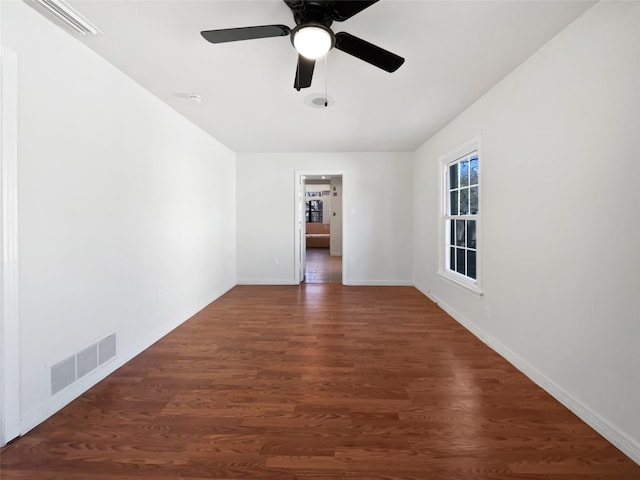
[200,0,404,91]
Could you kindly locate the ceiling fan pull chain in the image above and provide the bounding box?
[324,54,328,107]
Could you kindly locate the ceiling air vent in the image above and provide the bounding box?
[28,0,102,36]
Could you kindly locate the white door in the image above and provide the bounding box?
[297,173,306,283]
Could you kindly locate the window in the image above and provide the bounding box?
[441,138,481,293]
[305,188,329,223]
[305,200,323,222]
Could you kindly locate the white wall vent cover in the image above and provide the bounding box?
[51,355,76,395]
[76,344,98,379]
[50,333,116,395]
[98,334,116,365]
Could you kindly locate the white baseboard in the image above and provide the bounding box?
[237,278,412,287]
[236,279,298,285]
[414,283,640,466]
[20,283,234,436]
[343,279,413,286]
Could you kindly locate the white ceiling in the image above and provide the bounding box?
[65,0,594,153]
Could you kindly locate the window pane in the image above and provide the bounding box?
[470,156,478,185]
[449,220,455,247]
[456,220,466,247]
[467,251,476,279]
[449,247,456,271]
[450,191,458,215]
[459,188,469,215]
[449,164,458,189]
[470,186,478,214]
[460,160,469,187]
[467,220,476,249]
[456,248,465,274]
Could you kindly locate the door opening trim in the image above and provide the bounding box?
[1,47,21,446]
[294,170,345,285]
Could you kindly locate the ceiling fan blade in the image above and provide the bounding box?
[294,55,315,91]
[332,1,379,22]
[201,25,290,44]
[334,32,404,72]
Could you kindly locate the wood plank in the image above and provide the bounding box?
[1,284,638,479]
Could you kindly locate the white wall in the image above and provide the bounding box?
[237,153,413,285]
[413,1,640,462]
[2,2,236,433]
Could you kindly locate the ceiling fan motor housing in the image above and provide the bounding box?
[284,0,335,27]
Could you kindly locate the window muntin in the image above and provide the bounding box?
[443,149,479,287]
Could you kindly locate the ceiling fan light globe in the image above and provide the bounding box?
[293,26,333,59]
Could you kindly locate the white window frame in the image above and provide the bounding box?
[438,136,483,295]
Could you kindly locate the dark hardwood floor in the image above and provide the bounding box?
[2,284,638,479]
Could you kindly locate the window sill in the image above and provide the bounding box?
[438,270,484,297]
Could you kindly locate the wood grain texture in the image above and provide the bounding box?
[305,248,342,283]
[2,284,638,479]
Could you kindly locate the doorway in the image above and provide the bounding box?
[294,171,344,284]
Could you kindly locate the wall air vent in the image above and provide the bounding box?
[98,334,116,365]
[76,344,98,379]
[28,0,102,36]
[50,355,76,395]
[50,333,116,395]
